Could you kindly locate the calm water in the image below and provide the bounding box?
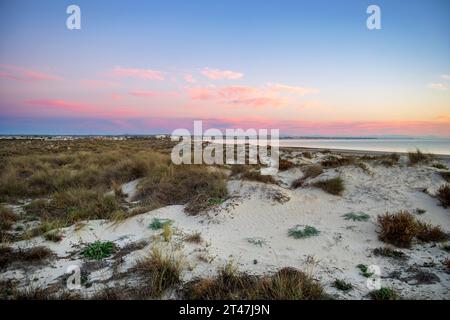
[278,139,450,155]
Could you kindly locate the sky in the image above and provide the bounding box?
[0,0,449,136]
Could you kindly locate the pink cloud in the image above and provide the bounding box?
[26,99,95,113]
[130,90,180,98]
[184,74,197,83]
[186,87,216,100]
[81,79,120,89]
[0,65,62,82]
[201,68,244,80]
[268,83,319,96]
[110,66,164,80]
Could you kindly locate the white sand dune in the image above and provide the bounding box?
[2,153,449,299]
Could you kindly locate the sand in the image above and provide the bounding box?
[1,150,449,299]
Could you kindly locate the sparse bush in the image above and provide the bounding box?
[441,171,450,182]
[162,224,172,242]
[379,153,400,167]
[246,237,267,247]
[370,287,398,300]
[377,211,419,248]
[377,211,448,247]
[302,152,313,159]
[82,241,116,260]
[43,230,63,242]
[436,184,450,208]
[0,246,54,270]
[313,177,344,195]
[321,156,354,168]
[408,149,433,165]
[241,170,276,184]
[183,265,325,300]
[288,225,320,239]
[279,159,295,171]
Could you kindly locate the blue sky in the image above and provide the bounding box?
[0,0,449,135]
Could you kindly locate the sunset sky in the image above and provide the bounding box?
[0,0,449,136]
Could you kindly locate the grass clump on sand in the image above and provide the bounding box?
[0,205,17,231]
[279,159,295,171]
[342,212,370,222]
[183,263,325,300]
[377,211,448,248]
[246,237,267,247]
[43,230,63,242]
[321,156,354,168]
[184,232,202,244]
[356,264,374,278]
[436,184,450,208]
[148,218,173,230]
[370,287,398,300]
[81,241,116,260]
[313,177,344,195]
[288,225,320,239]
[379,153,400,167]
[333,279,353,292]
[408,149,433,165]
[132,247,182,298]
[440,172,450,182]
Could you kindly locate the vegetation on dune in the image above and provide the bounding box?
[436,184,450,208]
[292,164,324,189]
[82,241,116,260]
[333,279,353,292]
[183,263,325,300]
[342,212,370,222]
[288,225,320,239]
[0,246,54,270]
[313,177,345,195]
[408,149,434,165]
[370,287,398,300]
[377,211,448,248]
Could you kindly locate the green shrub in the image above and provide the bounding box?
[81,241,116,260]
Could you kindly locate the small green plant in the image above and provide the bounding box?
[288,225,320,239]
[342,212,370,222]
[357,264,373,278]
[208,198,225,206]
[246,237,267,247]
[82,241,116,260]
[162,224,172,242]
[370,287,398,300]
[333,279,353,292]
[149,218,173,230]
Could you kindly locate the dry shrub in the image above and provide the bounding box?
[377,212,419,248]
[408,149,433,165]
[0,246,54,270]
[0,205,17,231]
[377,211,448,247]
[416,222,448,242]
[441,172,450,183]
[279,159,295,171]
[302,152,313,159]
[184,232,203,244]
[436,184,450,208]
[183,264,325,300]
[132,247,182,298]
[313,177,344,195]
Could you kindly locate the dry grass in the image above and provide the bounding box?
[0,205,17,231]
[0,246,54,270]
[377,211,419,248]
[441,171,450,182]
[321,156,354,168]
[436,184,450,208]
[313,177,344,195]
[183,264,325,300]
[377,211,448,248]
[279,159,295,171]
[132,247,182,298]
[184,232,203,244]
[408,149,433,165]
